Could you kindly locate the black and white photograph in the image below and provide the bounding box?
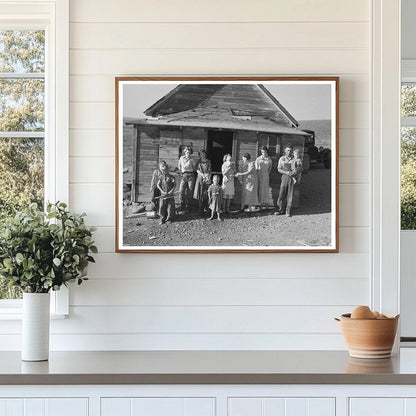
[116,77,338,252]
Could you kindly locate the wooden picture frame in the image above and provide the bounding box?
[116,77,339,253]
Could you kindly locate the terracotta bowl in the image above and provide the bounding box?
[337,313,399,359]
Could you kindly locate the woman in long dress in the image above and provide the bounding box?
[193,150,211,214]
[235,153,259,212]
[255,146,272,208]
[221,153,236,214]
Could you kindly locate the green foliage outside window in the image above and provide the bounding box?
[401,84,416,230]
[0,30,45,299]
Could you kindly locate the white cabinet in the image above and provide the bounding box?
[228,398,335,416]
[101,398,215,416]
[0,398,88,416]
[350,398,416,416]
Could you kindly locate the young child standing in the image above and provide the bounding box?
[221,153,235,214]
[291,148,303,185]
[156,161,176,225]
[207,175,223,221]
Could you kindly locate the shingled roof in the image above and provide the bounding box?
[128,84,309,137]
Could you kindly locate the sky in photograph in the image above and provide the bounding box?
[122,82,332,121]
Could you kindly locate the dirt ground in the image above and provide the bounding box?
[123,168,332,248]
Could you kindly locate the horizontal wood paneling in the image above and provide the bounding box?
[69,49,368,76]
[70,129,115,157]
[339,227,369,253]
[70,103,114,129]
[85,253,369,279]
[339,129,369,157]
[56,305,353,334]
[70,157,115,183]
[0,305,356,335]
[71,278,368,306]
[70,74,369,103]
[60,0,373,351]
[0,333,347,350]
[69,0,369,23]
[339,102,369,129]
[70,76,115,102]
[69,183,114,226]
[70,22,368,50]
[339,157,369,183]
[92,227,115,253]
[339,184,369,227]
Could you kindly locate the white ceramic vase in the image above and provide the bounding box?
[22,292,50,361]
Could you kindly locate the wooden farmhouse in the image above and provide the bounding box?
[126,83,312,205]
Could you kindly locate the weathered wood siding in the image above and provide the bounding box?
[159,130,182,172]
[134,126,208,202]
[134,125,159,202]
[182,127,206,154]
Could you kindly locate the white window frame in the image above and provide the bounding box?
[0,0,69,317]
[399,60,416,340]
[371,0,401,325]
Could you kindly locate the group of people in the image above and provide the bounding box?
[149,144,302,225]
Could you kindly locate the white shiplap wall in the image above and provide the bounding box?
[56,0,371,350]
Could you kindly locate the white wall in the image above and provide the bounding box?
[56,0,371,350]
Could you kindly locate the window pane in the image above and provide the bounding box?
[401,127,416,230]
[0,137,44,218]
[0,29,45,301]
[0,137,43,299]
[0,78,44,131]
[401,83,416,117]
[0,30,45,73]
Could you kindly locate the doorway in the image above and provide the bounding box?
[206,130,234,174]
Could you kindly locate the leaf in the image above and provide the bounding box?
[53,258,61,267]
[90,245,98,254]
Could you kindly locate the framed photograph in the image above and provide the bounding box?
[116,77,338,253]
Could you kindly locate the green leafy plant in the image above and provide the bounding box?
[0,202,97,293]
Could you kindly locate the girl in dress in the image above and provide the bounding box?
[193,150,212,214]
[221,153,235,214]
[207,175,223,221]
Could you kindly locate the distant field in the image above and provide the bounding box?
[299,120,332,149]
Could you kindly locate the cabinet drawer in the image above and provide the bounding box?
[349,398,416,416]
[228,397,335,416]
[0,398,88,416]
[101,397,215,416]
